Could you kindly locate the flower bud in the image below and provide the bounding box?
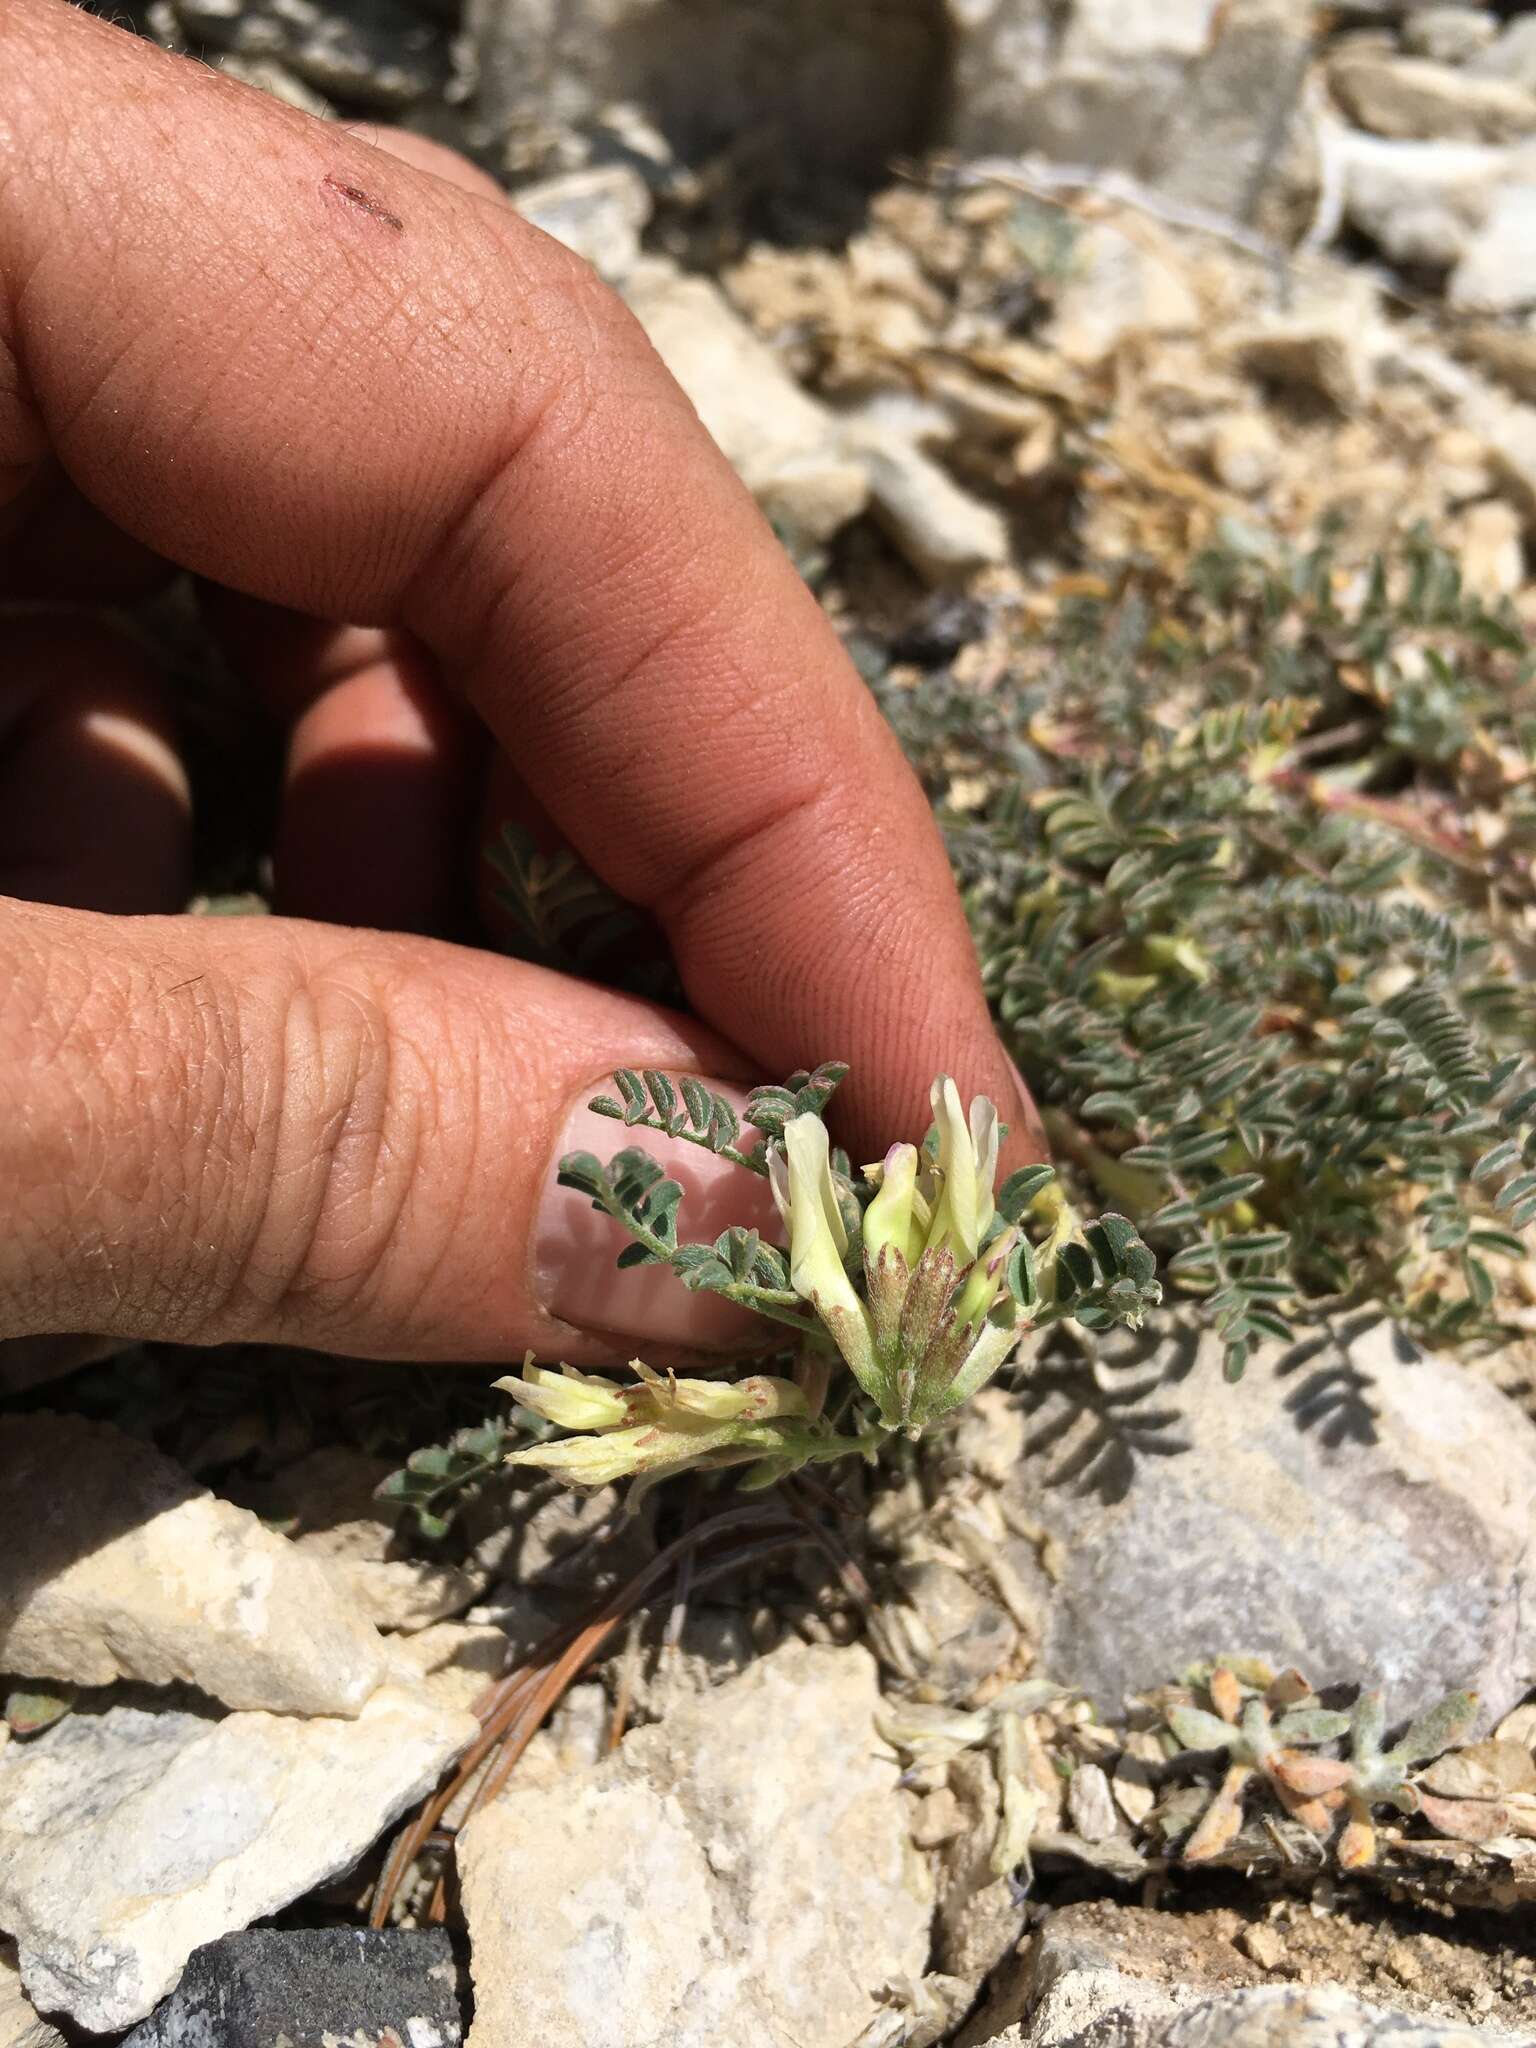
[493,1361,628,1431]
[862,1143,925,1272]
[775,1114,878,1389]
[508,1425,660,1487]
[925,1076,999,1264]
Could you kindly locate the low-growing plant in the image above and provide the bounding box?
[492,1064,1160,1506]
[878,529,1536,1378]
[1161,1662,1481,1867]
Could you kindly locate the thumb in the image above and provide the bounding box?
[0,898,779,1364]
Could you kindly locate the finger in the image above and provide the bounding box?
[0,895,780,1361]
[0,614,190,911]
[277,647,480,935]
[0,2,1041,1167]
[202,589,480,935]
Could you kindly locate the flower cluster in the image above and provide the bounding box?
[495,1064,1158,1503]
[771,1077,1028,1434]
[497,1357,827,1495]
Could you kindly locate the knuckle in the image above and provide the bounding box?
[201,944,470,1347]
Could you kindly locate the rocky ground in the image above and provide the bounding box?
[7,2,1536,2044]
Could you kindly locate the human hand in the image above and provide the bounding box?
[0,0,1042,1367]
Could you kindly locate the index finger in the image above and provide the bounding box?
[0,0,1040,1161]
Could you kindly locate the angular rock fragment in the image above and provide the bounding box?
[623,262,869,545]
[118,1929,462,2048]
[0,1685,476,2031]
[0,1945,62,2048]
[512,165,652,284]
[458,1642,929,2048]
[956,1316,1536,1729]
[0,1416,386,1716]
[1329,52,1536,146]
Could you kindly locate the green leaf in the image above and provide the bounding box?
[1150,1199,1201,1230]
[680,1076,712,1130]
[997,1164,1055,1221]
[1080,1091,1139,1125]
[1054,1241,1097,1297]
[1195,1174,1266,1213]
[643,1069,679,1127]
[406,1445,456,1478]
[1007,1237,1038,1308]
[1167,1705,1238,1753]
[1472,1139,1520,1184]
[1394,1691,1478,1764]
[556,1151,608,1202]
[1462,1253,1495,1309]
[615,1068,648,1122]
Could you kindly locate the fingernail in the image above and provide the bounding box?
[1006,1055,1050,1162]
[534,1076,780,1348]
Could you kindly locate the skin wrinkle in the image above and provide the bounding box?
[0,0,1040,1365]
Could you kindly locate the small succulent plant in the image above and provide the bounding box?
[1164,1667,1484,1867]
[1167,1667,1351,1860]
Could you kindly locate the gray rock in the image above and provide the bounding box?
[0,1415,387,1718]
[622,261,869,545]
[0,1684,476,2031]
[1469,15,1536,93]
[1140,0,1314,220]
[1450,177,1536,312]
[458,1641,931,2048]
[1161,1990,1527,2048]
[960,1903,1530,2048]
[0,1945,61,2048]
[966,1315,1536,1729]
[463,0,945,188]
[1329,51,1536,143]
[512,165,652,283]
[949,0,1216,168]
[1403,7,1500,66]
[173,0,442,105]
[118,1929,462,2048]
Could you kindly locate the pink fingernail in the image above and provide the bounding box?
[534,1077,780,1348]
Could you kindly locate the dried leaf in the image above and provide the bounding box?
[1210,1666,1244,1724]
[1338,1799,1377,1871]
[1269,1751,1352,1798]
[1265,1667,1313,1709]
[1419,1739,1536,1802]
[1417,1791,1511,1843]
[1183,1762,1252,1862]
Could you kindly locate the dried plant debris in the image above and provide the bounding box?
[881,1652,1536,1913]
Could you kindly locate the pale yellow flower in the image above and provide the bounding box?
[924,1075,999,1264]
[492,1360,628,1431]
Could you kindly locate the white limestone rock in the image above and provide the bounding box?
[0,1415,386,1717]
[459,1641,930,2048]
[0,1685,477,2032]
